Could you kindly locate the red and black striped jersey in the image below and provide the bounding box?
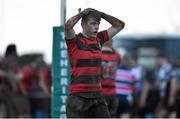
[65,30,109,98]
[101,50,120,95]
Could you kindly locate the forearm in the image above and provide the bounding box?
[65,13,83,30]
[39,79,50,97]
[101,12,125,28]
[168,77,177,105]
[139,82,149,107]
[19,82,27,95]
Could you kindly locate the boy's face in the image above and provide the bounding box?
[82,18,100,39]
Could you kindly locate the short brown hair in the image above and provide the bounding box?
[81,10,101,23]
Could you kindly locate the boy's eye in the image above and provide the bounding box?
[91,22,96,25]
[90,22,98,25]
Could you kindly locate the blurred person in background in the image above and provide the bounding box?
[101,41,121,117]
[138,69,160,118]
[65,7,125,118]
[139,52,177,118]
[38,63,51,117]
[21,56,50,118]
[0,44,29,118]
[0,44,18,117]
[172,56,180,118]
[115,54,136,118]
[155,52,177,118]
[130,52,144,96]
[130,51,144,117]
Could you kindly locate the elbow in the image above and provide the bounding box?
[121,22,125,29]
[119,21,125,29]
[115,21,125,31]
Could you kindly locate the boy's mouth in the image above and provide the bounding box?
[93,31,98,34]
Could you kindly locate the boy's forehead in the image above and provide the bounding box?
[87,18,100,23]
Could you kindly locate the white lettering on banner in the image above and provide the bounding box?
[60,59,68,67]
[62,86,66,94]
[61,50,67,58]
[60,105,66,112]
[60,114,66,119]
[59,32,65,39]
[60,41,67,49]
[61,77,68,85]
[58,29,69,118]
[61,68,67,76]
[61,95,67,103]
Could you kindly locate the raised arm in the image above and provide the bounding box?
[65,13,81,39]
[65,8,93,39]
[100,12,125,39]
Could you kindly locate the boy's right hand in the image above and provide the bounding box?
[79,8,98,16]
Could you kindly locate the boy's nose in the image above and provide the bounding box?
[95,25,99,30]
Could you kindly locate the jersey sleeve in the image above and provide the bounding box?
[97,30,109,46]
[65,36,76,45]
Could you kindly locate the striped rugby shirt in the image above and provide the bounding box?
[65,30,109,98]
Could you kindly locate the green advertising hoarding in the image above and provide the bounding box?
[52,26,70,118]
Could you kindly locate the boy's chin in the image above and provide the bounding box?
[91,34,97,38]
[86,34,97,39]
